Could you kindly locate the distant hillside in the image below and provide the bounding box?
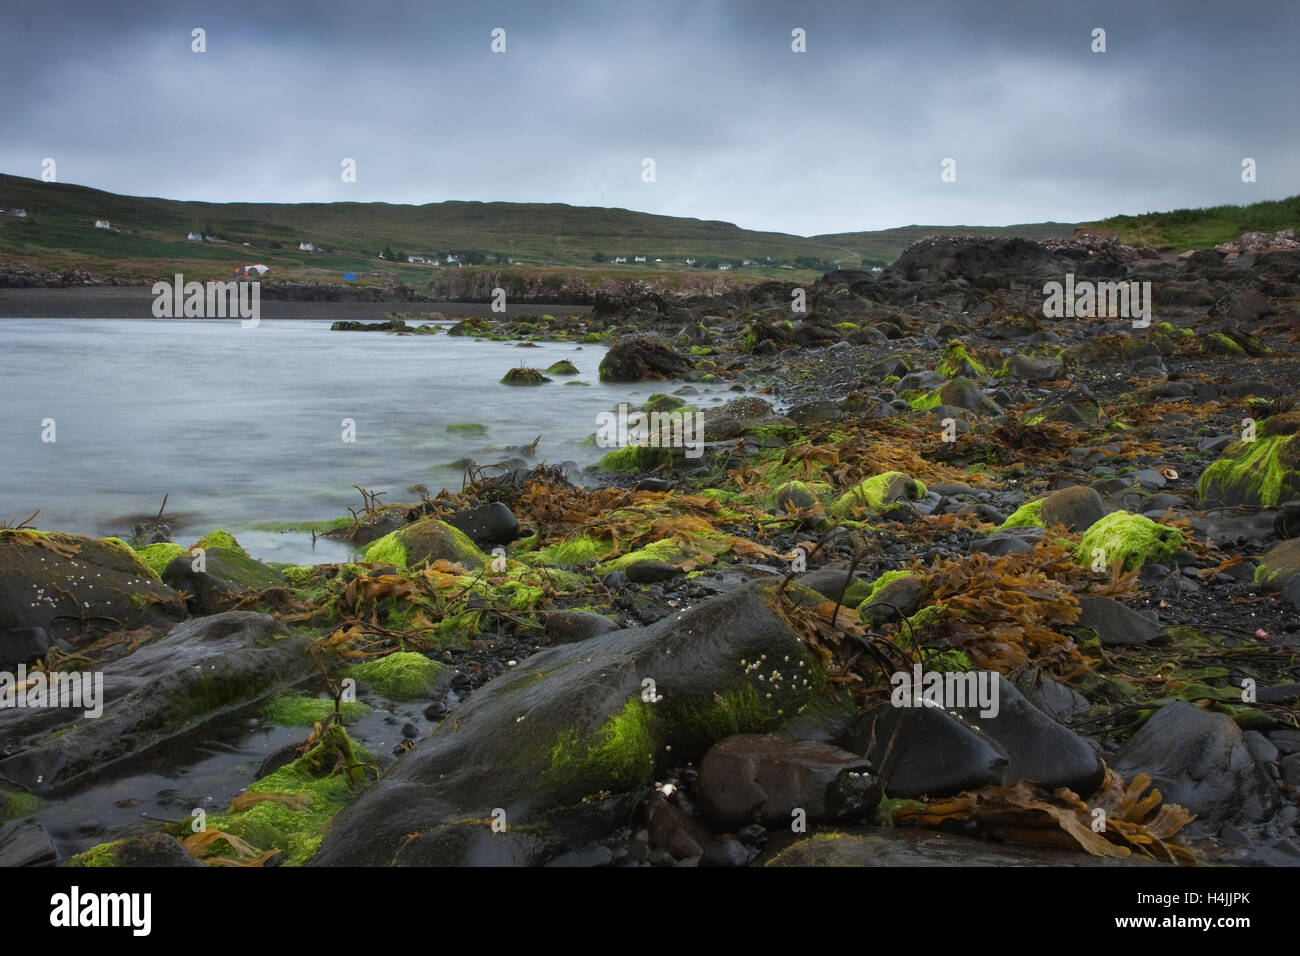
[814,222,1078,267]
[4,174,1290,292]
[1079,195,1300,251]
[0,174,855,286]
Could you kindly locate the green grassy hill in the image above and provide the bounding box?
[1079,196,1300,251]
[0,174,856,286]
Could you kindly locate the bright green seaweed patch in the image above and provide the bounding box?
[1076,511,1183,573]
[1197,416,1300,508]
[363,533,407,568]
[937,340,987,378]
[0,789,41,821]
[548,698,656,796]
[260,695,371,727]
[595,444,675,473]
[348,652,443,699]
[446,422,488,435]
[134,542,185,579]
[832,472,927,514]
[194,529,243,554]
[997,499,1044,530]
[202,724,378,866]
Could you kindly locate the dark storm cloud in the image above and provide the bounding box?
[1,0,1295,234]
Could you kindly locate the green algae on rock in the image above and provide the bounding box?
[348,651,443,699]
[260,695,371,727]
[362,518,487,571]
[997,499,1044,530]
[1254,537,1300,591]
[936,339,987,379]
[1075,511,1183,573]
[832,472,927,514]
[500,367,552,385]
[1197,411,1300,508]
[133,541,186,579]
[200,724,379,866]
[545,360,580,375]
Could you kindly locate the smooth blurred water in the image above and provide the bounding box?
[0,318,733,562]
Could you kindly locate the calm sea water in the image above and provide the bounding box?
[0,318,734,563]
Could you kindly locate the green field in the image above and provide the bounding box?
[1083,196,1300,251]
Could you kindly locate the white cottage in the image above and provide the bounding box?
[299,241,314,252]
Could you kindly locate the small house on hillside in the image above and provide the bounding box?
[299,241,314,252]
[445,254,460,265]
[14,209,28,218]
[187,232,203,241]
[718,263,732,270]
[685,258,695,265]
[613,256,627,263]
[94,219,112,230]
[634,255,646,263]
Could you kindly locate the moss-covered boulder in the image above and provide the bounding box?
[855,571,926,627]
[938,376,1002,415]
[1075,512,1184,573]
[936,339,986,379]
[1197,410,1300,508]
[0,529,186,641]
[310,582,842,866]
[0,612,314,793]
[1254,537,1300,592]
[997,485,1106,533]
[598,336,692,383]
[545,360,580,375]
[162,530,285,615]
[348,652,444,700]
[362,518,487,571]
[67,833,199,867]
[501,367,551,385]
[594,444,675,474]
[831,472,927,515]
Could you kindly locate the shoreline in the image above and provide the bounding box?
[0,287,592,320]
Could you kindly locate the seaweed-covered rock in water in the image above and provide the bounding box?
[500,367,551,385]
[598,336,692,382]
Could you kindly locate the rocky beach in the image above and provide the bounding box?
[2,232,1297,869]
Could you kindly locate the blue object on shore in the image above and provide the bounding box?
[343,273,358,280]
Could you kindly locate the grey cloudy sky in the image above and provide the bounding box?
[2,0,1296,235]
